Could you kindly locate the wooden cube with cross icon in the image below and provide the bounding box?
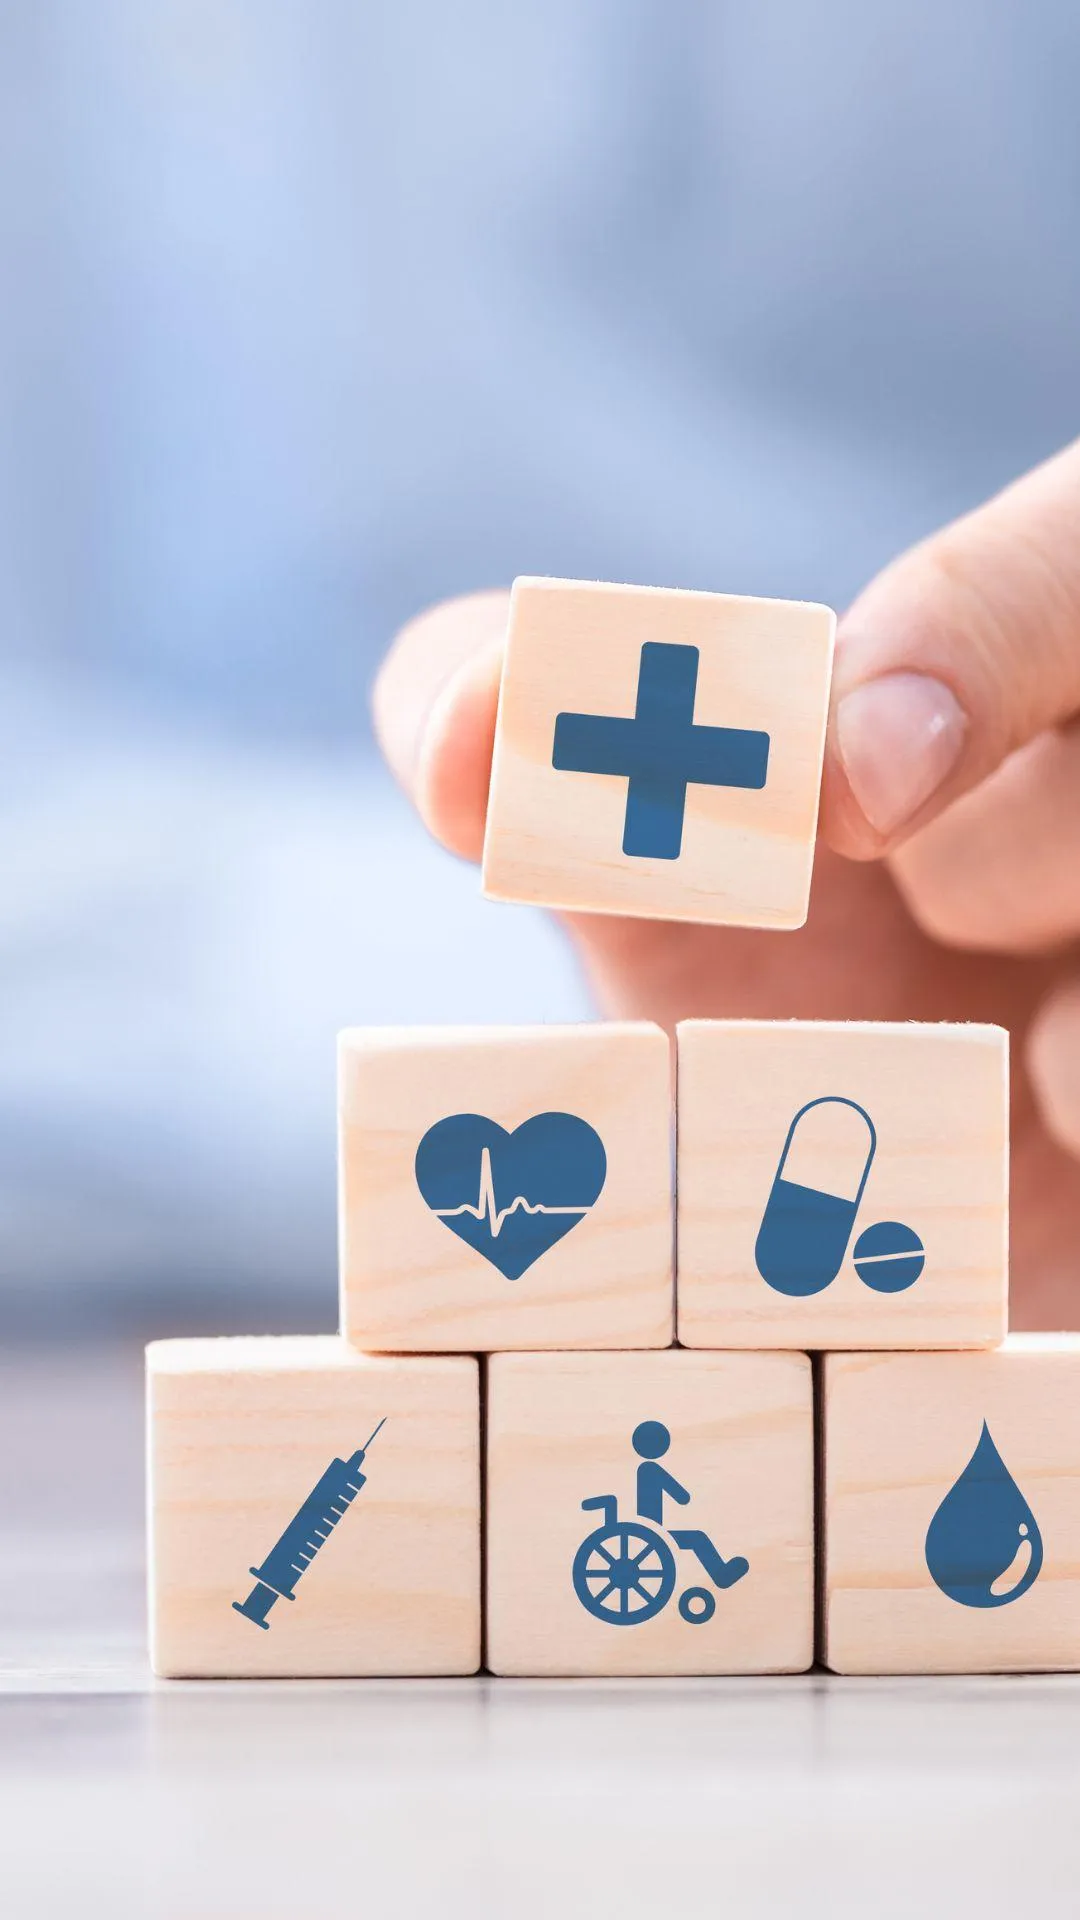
[481,576,836,929]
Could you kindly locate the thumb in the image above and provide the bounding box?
[821,440,1080,858]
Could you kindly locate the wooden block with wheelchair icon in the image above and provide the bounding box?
[484,1349,814,1675]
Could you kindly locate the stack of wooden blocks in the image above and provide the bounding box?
[148,578,1080,1680]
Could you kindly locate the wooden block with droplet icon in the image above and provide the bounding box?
[481,576,836,929]
[822,1339,1080,1673]
[147,1337,480,1677]
[676,1019,1009,1350]
[485,1349,814,1676]
[338,1023,673,1352]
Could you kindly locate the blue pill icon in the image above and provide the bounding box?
[755,1097,877,1297]
[853,1219,926,1293]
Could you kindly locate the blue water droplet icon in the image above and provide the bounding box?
[925,1423,1043,1609]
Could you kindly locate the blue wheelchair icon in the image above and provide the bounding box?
[571,1421,749,1626]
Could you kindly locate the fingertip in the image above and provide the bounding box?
[414,639,503,862]
[372,589,510,798]
[817,738,891,862]
[1027,978,1080,1161]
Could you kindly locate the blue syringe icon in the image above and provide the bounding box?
[232,1417,386,1630]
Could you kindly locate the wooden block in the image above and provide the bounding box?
[481,576,836,929]
[677,1019,1008,1350]
[339,1022,673,1352]
[485,1349,814,1675]
[823,1338,1080,1674]
[147,1337,480,1677]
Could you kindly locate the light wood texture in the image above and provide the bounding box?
[481,576,836,929]
[339,1023,673,1351]
[486,1350,814,1675]
[823,1339,1080,1674]
[147,1337,480,1677]
[677,1020,1008,1350]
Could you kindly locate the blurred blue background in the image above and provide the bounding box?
[3,2,1078,1329]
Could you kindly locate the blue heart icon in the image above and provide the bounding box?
[414,1112,607,1280]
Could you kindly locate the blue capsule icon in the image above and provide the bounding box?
[755,1097,877,1297]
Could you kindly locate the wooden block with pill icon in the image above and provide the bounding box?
[147,1337,480,1677]
[338,1022,673,1353]
[676,1020,1008,1351]
[485,1349,815,1676]
[481,577,836,930]
[822,1339,1080,1673]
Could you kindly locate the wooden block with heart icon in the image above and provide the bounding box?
[338,1023,673,1352]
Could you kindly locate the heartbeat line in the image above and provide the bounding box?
[432,1147,587,1239]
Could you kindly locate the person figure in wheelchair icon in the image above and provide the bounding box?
[572,1420,750,1626]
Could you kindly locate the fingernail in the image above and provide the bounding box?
[836,672,968,837]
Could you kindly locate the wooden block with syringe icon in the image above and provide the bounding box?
[147,1338,480,1678]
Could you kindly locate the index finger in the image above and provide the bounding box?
[373,589,508,861]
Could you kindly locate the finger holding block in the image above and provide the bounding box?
[339,1023,673,1352]
[677,1019,1008,1350]
[823,1339,1080,1674]
[481,577,836,930]
[148,1337,480,1678]
[485,1350,814,1676]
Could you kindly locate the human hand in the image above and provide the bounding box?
[374,444,1080,1326]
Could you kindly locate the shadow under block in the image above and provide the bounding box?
[481,576,836,930]
[676,1020,1008,1351]
[147,1338,480,1678]
[338,1023,673,1352]
[485,1350,814,1676]
[823,1340,1080,1675]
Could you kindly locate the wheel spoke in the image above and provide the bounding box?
[629,1543,663,1571]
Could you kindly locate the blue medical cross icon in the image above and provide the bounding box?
[551,641,771,860]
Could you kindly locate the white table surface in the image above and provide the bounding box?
[3,1342,1079,1919]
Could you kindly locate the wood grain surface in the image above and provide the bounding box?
[148,1337,480,1677]
[482,576,835,928]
